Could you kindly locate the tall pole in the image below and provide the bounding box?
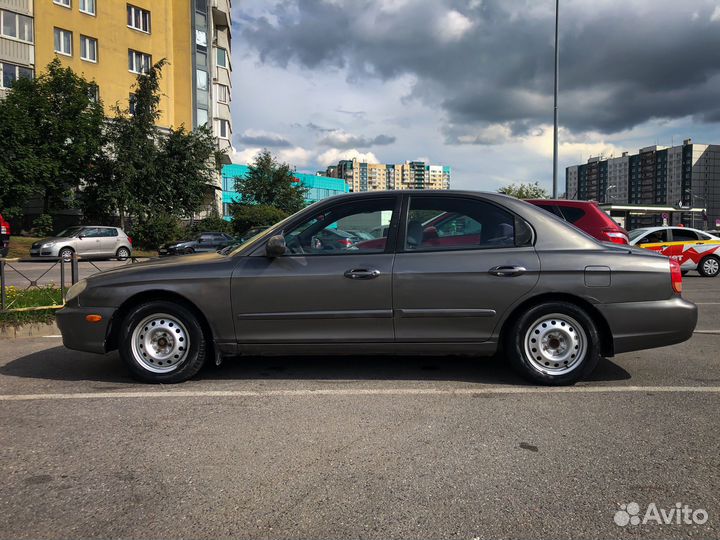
[552,0,560,198]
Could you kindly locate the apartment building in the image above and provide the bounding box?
[326,159,451,192]
[0,0,35,99]
[566,139,720,230]
[1,0,233,212]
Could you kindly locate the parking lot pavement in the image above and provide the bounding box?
[0,278,718,539]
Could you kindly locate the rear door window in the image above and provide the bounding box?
[405,196,516,251]
[671,228,700,242]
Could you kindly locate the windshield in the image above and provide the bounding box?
[56,226,83,238]
[628,228,649,241]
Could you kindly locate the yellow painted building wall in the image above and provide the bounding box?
[34,0,192,129]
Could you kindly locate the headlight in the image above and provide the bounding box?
[41,242,55,248]
[65,279,87,302]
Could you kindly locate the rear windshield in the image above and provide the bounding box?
[558,206,585,224]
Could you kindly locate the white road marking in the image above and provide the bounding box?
[1,386,719,402]
[42,335,62,338]
[694,302,720,305]
[693,330,720,334]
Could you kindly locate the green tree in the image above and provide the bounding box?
[498,181,549,199]
[230,204,288,236]
[82,60,218,236]
[232,150,307,214]
[0,59,105,218]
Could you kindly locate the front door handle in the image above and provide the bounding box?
[489,265,526,277]
[344,268,381,280]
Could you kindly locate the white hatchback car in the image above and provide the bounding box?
[30,226,133,261]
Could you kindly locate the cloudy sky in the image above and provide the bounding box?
[229,0,720,192]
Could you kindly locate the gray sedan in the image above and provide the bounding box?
[57,191,697,385]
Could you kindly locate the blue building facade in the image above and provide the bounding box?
[221,164,350,220]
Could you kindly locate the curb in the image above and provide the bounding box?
[0,322,60,339]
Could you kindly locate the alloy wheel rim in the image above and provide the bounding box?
[118,248,130,259]
[130,314,189,373]
[524,313,587,375]
[703,258,719,276]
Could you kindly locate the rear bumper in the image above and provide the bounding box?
[597,296,697,355]
[56,306,116,354]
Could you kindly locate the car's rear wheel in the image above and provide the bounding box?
[58,247,74,262]
[505,302,601,385]
[116,247,131,261]
[184,248,194,254]
[118,301,207,383]
[698,255,720,278]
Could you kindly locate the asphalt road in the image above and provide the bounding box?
[0,259,147,289]
[0,278,718,539]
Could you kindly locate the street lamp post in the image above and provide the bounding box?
[552,0,560,198]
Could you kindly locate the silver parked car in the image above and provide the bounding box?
[56,191,697,385]
[31,226,132,261]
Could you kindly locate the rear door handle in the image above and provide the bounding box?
[489,265,526,277]
[344,268,381,280]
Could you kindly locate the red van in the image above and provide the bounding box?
[527,199,629,244]
[0,213,10,258]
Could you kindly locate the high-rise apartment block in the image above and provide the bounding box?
[325,159,450,192]
[566,140,720,229]
[1,0,233,210]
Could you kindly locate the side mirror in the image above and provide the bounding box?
[78,234,85,240]
[265,235,286,257]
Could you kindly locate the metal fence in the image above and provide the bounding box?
[0,254,152,312]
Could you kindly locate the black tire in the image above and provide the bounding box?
[184,248,194,255]
[504,301,602,385]
[698,255,720,278]
[58,247,74,262]
[116,247,131,261]
[118,300,207,383]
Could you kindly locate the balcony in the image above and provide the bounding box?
[212,0,231,28]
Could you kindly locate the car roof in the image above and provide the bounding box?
[526,199,599,207]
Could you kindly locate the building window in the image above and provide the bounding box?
[80,36,98,62]
[54,28,73,56]
[216,84,229,104]
[1,62,33,88]
[197,108,208,126]
[127,4,150,33]
[1,10,33,42]
[79,0,95,15]
[216,47,228,68]
[88,83,99,102]
[217,119,230,139]
[196,69,208,90]
[53,0,71,7]
[128,49,151,74]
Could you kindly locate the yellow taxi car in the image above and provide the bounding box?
[629,226,720,277]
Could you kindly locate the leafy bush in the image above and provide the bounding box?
[229,204,288,236]
[130,214,184,250]
[31,214,54,237]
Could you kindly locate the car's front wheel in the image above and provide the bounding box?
[505,302,601,385]
[698,255,720,278]
[118,301,207,383]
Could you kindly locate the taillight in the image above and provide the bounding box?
[0,226,6,235]
[670,259,682,294]
[601,228,629,244]
[127,236,133,245]
[339,238,353,247]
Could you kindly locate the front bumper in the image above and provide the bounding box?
[29,245,60,257]
[56,305,117,354]
[597,296,697,355]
